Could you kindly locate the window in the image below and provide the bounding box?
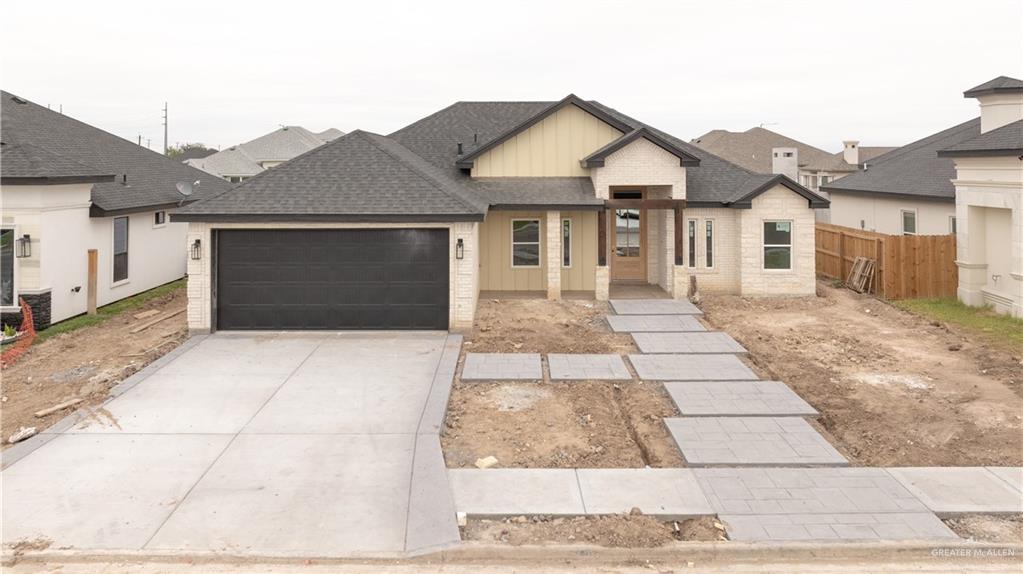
[615,209,640,257]
[783,151,793,158]
[1,229,14,306]
[687,219,697,267]
[154,211,166,226]
[901,210,917,235]
[763,221,792,270]
[511,219,540,267]
[949,216,957,235]
[113,216,129,282]
[705,220,714,268]
[562,219,572,267]
[820,176,830,186]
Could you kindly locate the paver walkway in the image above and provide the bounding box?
[629,354,758,381]
[664,381,818,417]
[665,417,848,466]
[887,467,1023,515]
[606,315,706,333]
[461,353,542,381]
[609,299,703,315]
[632,332,746,354]
[2,333,462,558]
[547,354,632,380]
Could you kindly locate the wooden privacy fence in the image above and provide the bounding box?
[815,223,958,299]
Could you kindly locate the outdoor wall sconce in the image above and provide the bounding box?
[456,238,464,260]
[15,234,31,258]
[190,239,202,260]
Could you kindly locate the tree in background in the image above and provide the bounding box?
[166,143,217,161]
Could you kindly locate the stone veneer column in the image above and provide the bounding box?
[546,211,561,300]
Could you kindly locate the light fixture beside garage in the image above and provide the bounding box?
[456,238,464,259]
[15,234,31,258]
[190,238,202,260]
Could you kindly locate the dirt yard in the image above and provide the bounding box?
[462,515,724,546]
[944,515,1023,544]
[1,286,187,445]
[467,298,636,354]
[699,281,1023,467]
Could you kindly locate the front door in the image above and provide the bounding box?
[611,190,646,282]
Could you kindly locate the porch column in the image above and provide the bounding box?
[671,204,688,299]
[596,208,609,300]
[546,211,561,300]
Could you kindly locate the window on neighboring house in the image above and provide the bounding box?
[511,219,540,267]
[113,216,129,282]
[687,219,697,267]
[154,211,166,226]
[1,228,14,306]
[783,152,793,157]
[949,216,957,235]
[808,175,818,190]
[820,176,830,186]
[901,210,917,235]
[562,219,572,267]
[705,220,714,268]
[763,220,792,270]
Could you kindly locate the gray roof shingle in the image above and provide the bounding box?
[1,91,232,214]
[963,76,1023,98]
[190,126,344,177]
[691,127,859,173]
[1,141,114,183]
[821,118,980,201]
[937,119,1023,157]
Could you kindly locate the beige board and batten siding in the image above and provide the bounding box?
[478,211,596,292]
[471,104,623,177]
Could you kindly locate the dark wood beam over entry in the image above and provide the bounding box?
[604,198,687,210]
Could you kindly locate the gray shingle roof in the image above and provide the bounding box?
[1,141,114,183]
[476,177,604,209]
[174,130,486,221]
[963,76,1023,98]
[191,126,345,178]
[937,119,1023,157]
[1,91,231,214]
[691,127,858,173]
[580,127,701,168]
[821,118,980,201]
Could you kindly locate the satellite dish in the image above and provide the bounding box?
[175,181,193,197]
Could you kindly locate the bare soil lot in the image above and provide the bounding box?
[1,286,187,445]
[944,515,1023,544]
[467,298,636,354]
[699,281,1023,467]
[463,515,723,546]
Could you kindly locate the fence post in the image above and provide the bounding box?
[87,249,98,315]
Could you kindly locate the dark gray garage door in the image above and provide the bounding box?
[215,229,449,330]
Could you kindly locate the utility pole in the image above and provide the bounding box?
[162,102,168,155]
[138,135,142,146]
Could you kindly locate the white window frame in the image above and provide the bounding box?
[949,215,957,235]
[763,219,793,271]
[0,226,18,310]
[510,218,541,268]
[704,219,715,269]
[687,219,697,268]
[901,209,917,236]
[112,216,130,286]
[562,218,572,268]
[153,210,167,228]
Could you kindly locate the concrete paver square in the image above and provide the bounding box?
[68,373,288,434]
[547,354,632,380]
[147,434,416,556]
[448,469,585,516]
[629,354,758,381]
[576,469,713,518]
[632,332,746,354]
[887,467,1023,515]
[720,512,957,541]
[667,417,848,466]
[606,315,706,333]
[609,299,703,315]
[664,381,818,417]
[1,434,231,550]
[461,353,542,381]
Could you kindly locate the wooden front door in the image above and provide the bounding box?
[610,190,646,282]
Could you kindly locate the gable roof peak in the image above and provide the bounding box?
[964,75,1023,98]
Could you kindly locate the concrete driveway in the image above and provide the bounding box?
[2,332,461,558]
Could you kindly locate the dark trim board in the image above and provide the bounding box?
[820,187,956,203]
[581,128,701,168]
[605,199,687,210]
[937,148,1023,158]
[172,213,485,223]
[1,174,116,185]
[488,203,605,211]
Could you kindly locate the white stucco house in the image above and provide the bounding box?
[939,76,1023,318]
[1,91,232,330]
[185,126,344,183]
[173,95,828,334]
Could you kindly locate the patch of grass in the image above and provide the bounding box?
[34,279,185,343]
[893,297,1023,349]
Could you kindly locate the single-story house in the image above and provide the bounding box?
[185,126,344,183]
[820,120,976,236]
[939,76,1023,318]
[174,95,829,333]
[1,91,232,330]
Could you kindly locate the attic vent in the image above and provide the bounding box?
[457,142,463,155]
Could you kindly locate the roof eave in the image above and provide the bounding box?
[170,212,487,223]
[90,200,193,218]
[820,186,956,203]
[0,174,116,185]
[731,174,830,209]
[936,148,1023,158]
[579,128,702,168]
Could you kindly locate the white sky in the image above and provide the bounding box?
[3,0,1021,153]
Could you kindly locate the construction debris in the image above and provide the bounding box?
[474,455,499,469]
[8,426,37,444]
[34,398,84,418]
[132,309,161,320]
[129,308,185,334]
[846,256,876,294]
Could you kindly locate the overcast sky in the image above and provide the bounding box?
[3,0,1021,153]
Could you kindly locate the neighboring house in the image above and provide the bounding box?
[173,146,217,162]
[939,76,1023,318]
[174,94,828,333]
[819,121,975,235]
[185,126,344,182]
[691,127,895,193]
[0,91,231,329]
